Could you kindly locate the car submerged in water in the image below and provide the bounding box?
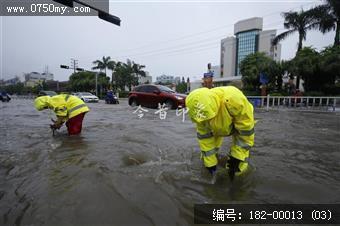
[128,84,186,109]
[74,92,99,103]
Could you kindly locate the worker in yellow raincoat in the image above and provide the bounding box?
[186,86,254,180]
[34,94,90,135]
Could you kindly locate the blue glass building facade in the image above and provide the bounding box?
[235,30,259,76]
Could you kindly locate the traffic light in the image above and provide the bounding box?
[60,65,69,69]
[98,11,121,26]
[76,68,85,71]
[53,0,74,8]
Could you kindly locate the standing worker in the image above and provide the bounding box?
[202,72,214,89]
[34,94,90,135]
[186,86,255,180]
[203,63,214,89]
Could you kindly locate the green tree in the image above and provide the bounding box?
[272,9,318,88]
[113,59,146,91]
[309,0,340,46]
[114,62,129,91]
[2,82,25,95]
[285,46,340,94]
[319,45,340,94]
[176,77,187,93]
[320,45,340,81]
[240,52,281,92]
[290,47,321,92]
[107,60,117,87]
[92,56,116,85]
[69,71,110,94]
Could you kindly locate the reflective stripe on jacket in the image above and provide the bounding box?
[186,86,254,167]
[48,94,89,119]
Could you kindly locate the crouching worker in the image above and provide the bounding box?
[34,94,90,135]
[186,86,254,180]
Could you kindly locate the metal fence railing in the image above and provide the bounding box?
[247,95,340,112]
[5,94,340,112]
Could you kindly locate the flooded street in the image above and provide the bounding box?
[1,99,340,226]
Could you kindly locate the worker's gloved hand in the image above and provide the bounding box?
[206,165,217,175]
[227,156,241,181]
[50,123,61,130]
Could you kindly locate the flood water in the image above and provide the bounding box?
[1,99,340,226]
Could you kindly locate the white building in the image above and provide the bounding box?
[210,65,221,77]
[190,17,281,90]
[24,71,54,87]
[220,17,281,81]
[156,74,181,84]
[138,71,153,84]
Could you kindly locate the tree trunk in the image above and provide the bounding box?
[295,34,303,90]
[296,75,301,91]
[335,21,340,46]
[297,34,303,51]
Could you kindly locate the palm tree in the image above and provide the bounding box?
[132,61,146,78]
[92,56,116,85]
[123,59,147,90]
[309,0,340,46]
[107,60,117,87]
[272,9,318,88]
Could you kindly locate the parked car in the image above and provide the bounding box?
[75,92,99,103]
[128,84,186,109]
[38,90,57,97]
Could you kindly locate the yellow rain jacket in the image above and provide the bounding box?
[34,94,90,119]
[186,86,254,171]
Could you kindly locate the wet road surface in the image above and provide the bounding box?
[1,99,340,225]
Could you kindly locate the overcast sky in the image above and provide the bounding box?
[1,0,335,82]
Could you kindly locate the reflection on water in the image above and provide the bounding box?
[1,100,340,225]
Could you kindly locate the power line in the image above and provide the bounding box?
[114,1,319,54]
[115,20,287,58]
[118,27,286,59]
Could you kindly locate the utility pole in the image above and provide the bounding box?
[60,63,98,96]
[95,72,98,97]
[70,58,78,74]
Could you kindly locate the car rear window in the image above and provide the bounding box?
[145,86,159,93]
[158,85,175,93]
[134,86,143,92]
[137,86,148,92]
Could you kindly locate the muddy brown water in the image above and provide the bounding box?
[1,99,340,226]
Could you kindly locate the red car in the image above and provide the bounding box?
[128,84,186,109]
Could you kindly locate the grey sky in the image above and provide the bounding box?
[1,0,335,82]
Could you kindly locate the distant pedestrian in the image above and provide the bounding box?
[203,72,214,89]
[34,94,89,135]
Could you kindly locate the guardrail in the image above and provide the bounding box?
[6,94,340,112]
[247,95,340,112]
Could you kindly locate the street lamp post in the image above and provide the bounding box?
[95,72,98,97]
